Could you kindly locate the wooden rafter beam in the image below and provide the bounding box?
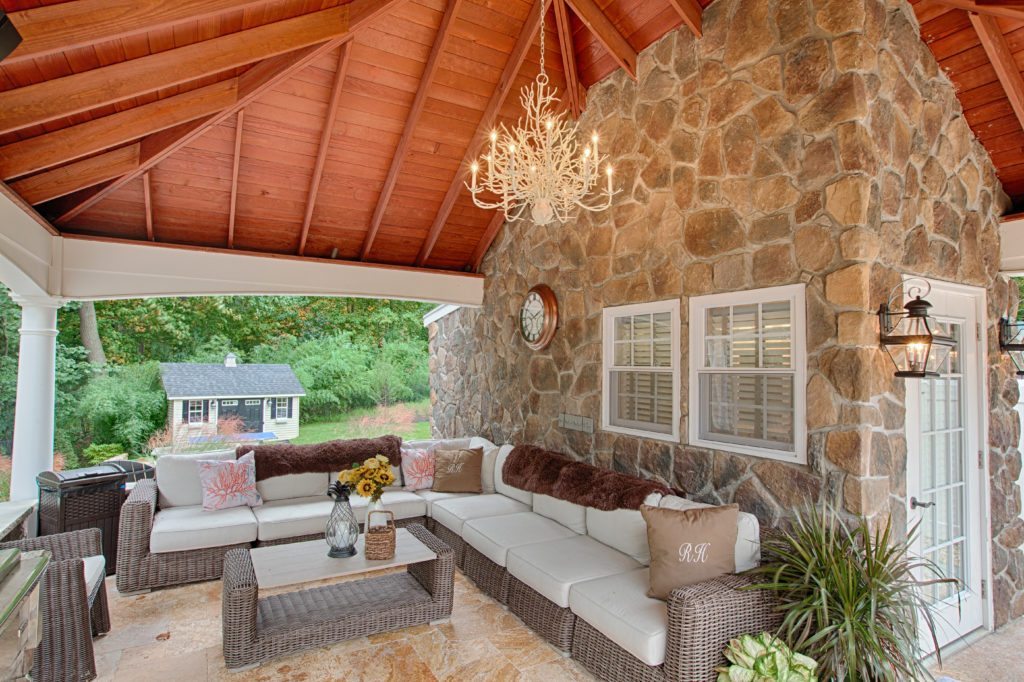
[51,0,406,226]
[4,0,268,66]
[11,144,140,205]
[470,211,506,272]
[666,0,703,38]
[360,0,464,261]
[0,0,400,136]
[415,0,552,267]
[970,12,1024,135]
[553,0,583,118]
[298,44,353,256]
[0,79,238,181]
[227,110,245,249]
[936,0,1024,20]
[564,0,637,79]
[143,172,154,241]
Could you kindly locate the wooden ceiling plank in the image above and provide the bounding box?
[143,171,155,241]
[563,0,637,78]
[553,0,583,117]
[665,0,702,37]
[298,44,354,256]
[470,210,505,271]
[54,0,408,226]
[360,0,465,260]
[12,144,141,205]
[4,0,270,66]
[0,0,402,136]
[228,110,245,249]
[935,0,1024,21]
[970,12,1024,136]
[415,0,552,267]
[0,79,239,181]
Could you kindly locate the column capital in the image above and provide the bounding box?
[7,293,65,309]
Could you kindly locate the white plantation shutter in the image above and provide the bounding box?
[603,301,680,441]
[690,285,807,463]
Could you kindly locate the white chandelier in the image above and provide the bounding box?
[467,2,616,225]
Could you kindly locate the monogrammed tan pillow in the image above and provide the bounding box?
[431,447,484,493]
[641,503,738,600]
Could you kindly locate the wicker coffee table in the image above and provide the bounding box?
[221,524,453,671]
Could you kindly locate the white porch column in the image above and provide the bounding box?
[9,296,62,502]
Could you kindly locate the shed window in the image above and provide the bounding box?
[275,397,289,420]
[187,400,205,424]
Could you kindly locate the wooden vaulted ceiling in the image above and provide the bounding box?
[913,0,1024,206]
[0,0,707,273]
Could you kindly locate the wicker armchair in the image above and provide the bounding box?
[0,528,111,682]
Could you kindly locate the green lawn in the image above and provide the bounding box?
[292,399,432,445]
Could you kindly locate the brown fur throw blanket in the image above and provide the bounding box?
[502,444,671,511]
[237,435,402,481]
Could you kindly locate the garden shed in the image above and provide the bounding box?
[159,353,306,444]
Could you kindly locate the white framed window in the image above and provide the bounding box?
[601,300,680,442]
[245,399,261,406]
[221,399,238,407]
[187,399,204,424]
[689,283,806,463]
[275,397,289,420]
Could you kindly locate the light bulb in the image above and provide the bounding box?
[546,119,553,130]
[591,133,599,143]
[509,144,515,153]
[470,162,479,173]
[583,147,591,157]
[490,130,498,142]
[606,165,613,176]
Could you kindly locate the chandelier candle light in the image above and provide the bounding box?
[467,2,616,225]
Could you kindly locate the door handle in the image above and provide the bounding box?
[910,497,935,510]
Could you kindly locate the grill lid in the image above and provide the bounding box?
[36,465,126,487]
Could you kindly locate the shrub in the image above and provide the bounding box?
[76,362,167,456]
[82,443,125,465]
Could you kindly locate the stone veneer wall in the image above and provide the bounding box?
[428,0,1024,625]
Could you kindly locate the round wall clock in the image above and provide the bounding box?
[519,284,558,350]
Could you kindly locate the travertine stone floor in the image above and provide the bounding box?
[95,569,598,681]
[930,618,1024,682]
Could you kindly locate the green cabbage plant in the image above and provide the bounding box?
[716,632,818,682]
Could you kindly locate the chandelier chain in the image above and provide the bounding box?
[538,0,545,78]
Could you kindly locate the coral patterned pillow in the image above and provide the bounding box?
[198,452,262,511]
[401,448,434,491]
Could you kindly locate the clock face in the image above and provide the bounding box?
[519,285,557,350]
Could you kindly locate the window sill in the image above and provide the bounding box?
[688,437,805,465]
[601,423,679,443]
[274,418,288,424]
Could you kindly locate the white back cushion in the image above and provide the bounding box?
[469,437,499,494]
[533,494,587,534]
[257,472,330,502]
[156,449,236,508]
[494,444,532,505]
[585,493,663,564]
[659,495,761,572]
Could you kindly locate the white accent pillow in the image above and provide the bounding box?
[197,452,262,511]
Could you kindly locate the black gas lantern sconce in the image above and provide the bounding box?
[999,317,1024,377]
[877,279,955,379]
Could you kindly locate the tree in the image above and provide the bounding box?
[78,301,107,365]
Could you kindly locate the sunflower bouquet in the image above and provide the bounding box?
[337,454,396,503]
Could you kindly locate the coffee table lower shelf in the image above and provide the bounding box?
[221,523,454,671]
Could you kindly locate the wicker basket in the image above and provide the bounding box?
[365,510,396,560]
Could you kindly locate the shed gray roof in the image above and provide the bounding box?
[159,362,306,399]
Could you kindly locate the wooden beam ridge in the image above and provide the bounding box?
[4,0,269,65]
[470,211,506,272]
[415,0,552,267]
[563,0,637,78]
[0,0,402,136]
[970,12,1024,135]
[11,144,141,205]
[553,0,583,118]
[360,0,465,261]
[936,0,1024,21]
[0,79,238,181]
[298,44,353,256]
[666,0,703,38]
[228,110,245,249]
[143,171,154,241]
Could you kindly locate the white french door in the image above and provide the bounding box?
[905,281,988,654]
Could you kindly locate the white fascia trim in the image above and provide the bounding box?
[0,184,59,299]
[422,304,460,326]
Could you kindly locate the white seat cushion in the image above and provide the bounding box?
[659,496,761,571]
[252,496,334,541]
[569,568,668,667]
[83,555,105,598]
[462,512,577,567]
[413,490,473,517]
[350,490,427,523]
[494,445,532,505]
[256,473,329,502]
[155,449,236,508]
[585,492,664,565]
[150,504,257,553]
[507,535,642,607]
[431,494,530,534]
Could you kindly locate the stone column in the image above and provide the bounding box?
[9,296,62,502]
